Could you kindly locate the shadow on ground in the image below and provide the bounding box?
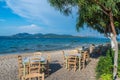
[49,60,62,74]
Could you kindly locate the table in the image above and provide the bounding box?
[22,56,46,75]
[23,56,45,64]
[64,53,81,70]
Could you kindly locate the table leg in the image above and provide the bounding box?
[79,57,81,71]
[66,57,68,69]
[23,64,25,76]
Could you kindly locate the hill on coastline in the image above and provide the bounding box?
[0,33,81,38]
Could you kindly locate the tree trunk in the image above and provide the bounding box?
[113,36,118,80]
[109,12,118,80]
[110,33,118,80]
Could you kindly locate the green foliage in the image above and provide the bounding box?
[117,50,120,77]
[48,0,77,16]
[96,49,113,79]
[48,0,120,35]
[100,73,112,80]
[96,49,120,79]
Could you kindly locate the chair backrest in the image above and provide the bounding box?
[18,55,23,68]
[82,51,89,60]
[76,47,83,53]
[34,52,42,57]
[29,57,41,74]
[67,55,78,63]
[62,51,66,60]
[47,54,51,62]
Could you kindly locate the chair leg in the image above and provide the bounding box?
[38,77,40,80]
[42,73,44,80]
[83,62,85,69]
[74,65,76,72]
[18,75,20,80]
[22,76,24,80]
[47,69,49,76]
[68,64,70,71]
[47,65,49,76]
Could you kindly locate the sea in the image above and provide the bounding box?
[0,37,111,55]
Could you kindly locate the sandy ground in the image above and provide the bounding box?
[0,49,99,80]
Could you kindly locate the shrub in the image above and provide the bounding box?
[96,49,117,79]
[99,73,112,80]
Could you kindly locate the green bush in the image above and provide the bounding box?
[118,50,120,77]
[100,73,112,80]
[96,49,113,79]
[96,49,120,79]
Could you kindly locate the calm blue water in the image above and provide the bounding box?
[0,38,110,54]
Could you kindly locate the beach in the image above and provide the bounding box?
[0,48,99,80]
[0,37,110,80]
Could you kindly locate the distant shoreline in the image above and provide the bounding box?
[0,33,107,38]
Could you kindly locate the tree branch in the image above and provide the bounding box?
[94,0,110,16]
[102,9,110,16]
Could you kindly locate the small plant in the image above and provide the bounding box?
[96,49,120,79]
[99,73,112,80]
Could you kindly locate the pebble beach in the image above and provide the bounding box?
[0,49,99,80]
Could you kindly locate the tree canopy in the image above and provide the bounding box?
[48,0,120,36]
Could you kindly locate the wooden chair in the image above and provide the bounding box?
[42,60,50,77]
[67,55,78,72]
[85,51,90,62]
[46,54,51,62]
[81,51,89,69]
[80,51,86,69]
[22,57,44,80]
[18,55,29,80]
[44,54,51,76]
[62,51,65,59]
[62,51,67,67]
[18,55,24,80]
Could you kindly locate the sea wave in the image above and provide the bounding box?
[0,38,110,54]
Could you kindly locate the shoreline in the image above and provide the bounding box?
[0,42,110,56]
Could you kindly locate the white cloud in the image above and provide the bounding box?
[5,0,77,26]
[5,0,66,26]
[0,24,42,35]
[1,0,78,36]
[18,24,42,34]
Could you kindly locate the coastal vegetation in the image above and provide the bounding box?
[96,49,120,80]
[48,0,120,79]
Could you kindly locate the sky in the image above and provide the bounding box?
[0,0,104,37]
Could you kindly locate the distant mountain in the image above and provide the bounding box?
[5,33,81,38]
[33,33,43,38]
[12,33,33,38]
[0,36,10,39]
[43,33,76,38]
